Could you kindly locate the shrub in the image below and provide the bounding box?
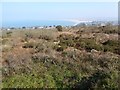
[58,34,75,47]
[34,43,45,53]
[56,25,62,32]
[6,31,12,37]
[25,33,33,39]
[56,47,64,52]
[74,71,111,89]
[2,46,12,52]
[31,55,57,65]
[2,25,119,89]
[75,38,103,52]
[3,74,46,88]
[53,45,65,52]
[2,39,8,45]
[102,40,119,54]
[99,25,118,34]
[61,50,79,60]
[39,35,52,41]
[22,42,37,48]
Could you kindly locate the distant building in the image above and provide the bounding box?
[7,28,11,31]
[100,23,106,27]
[38,26,44,29]
[32,27,38,29]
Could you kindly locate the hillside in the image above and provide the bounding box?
[1,25,119,89]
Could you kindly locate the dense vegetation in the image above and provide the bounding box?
[1,25,119,89]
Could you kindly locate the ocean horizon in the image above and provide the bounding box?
[2,19,118,28]
[2,20,76,28]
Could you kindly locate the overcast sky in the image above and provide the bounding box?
[1,2,118,23]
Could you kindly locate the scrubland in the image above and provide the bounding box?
[1,25,119,89]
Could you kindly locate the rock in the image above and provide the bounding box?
[91,49,98,53]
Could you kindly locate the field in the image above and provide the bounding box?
[1,25,119,89]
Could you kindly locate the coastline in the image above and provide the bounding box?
[2,20,75,28]
[62,19,93,26]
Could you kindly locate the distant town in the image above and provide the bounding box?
[1,20,118,31]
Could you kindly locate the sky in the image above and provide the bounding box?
[1,0,119,2]
[0,2,118,24]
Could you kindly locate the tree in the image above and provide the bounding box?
[56,25,62,31]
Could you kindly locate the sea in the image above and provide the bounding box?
[2,20,76,28]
